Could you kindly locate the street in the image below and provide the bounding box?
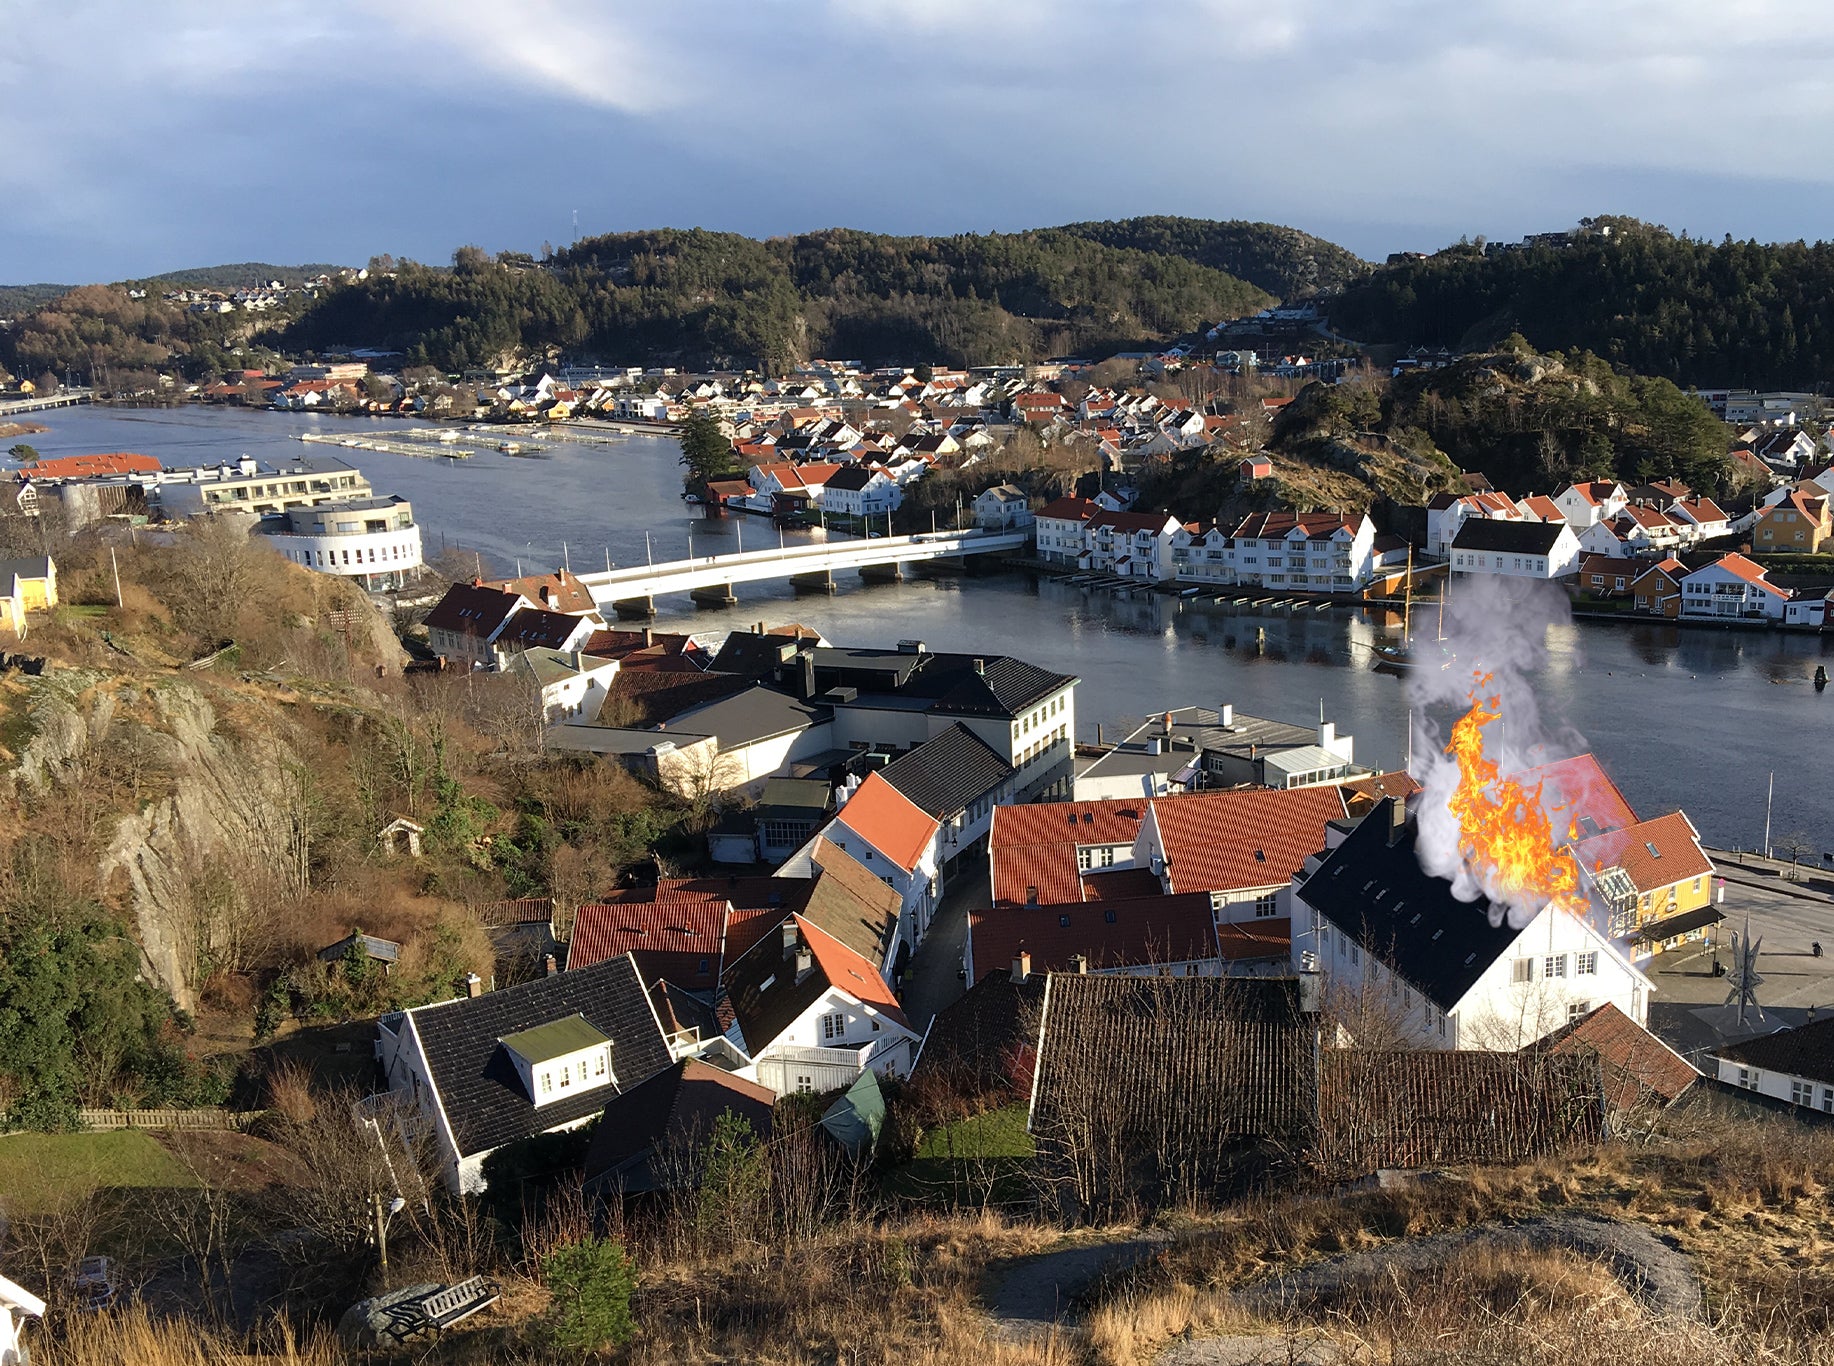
[900,853,987,1034]
[1647,849,1834,1062]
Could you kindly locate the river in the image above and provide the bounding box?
[10,404,1834,854]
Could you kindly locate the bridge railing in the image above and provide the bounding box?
[576,528,1027,588]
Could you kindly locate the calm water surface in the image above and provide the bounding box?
[15,406,1834,853]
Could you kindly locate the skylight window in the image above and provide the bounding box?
[1646,842,1661,859]
[1058,914,1072,928]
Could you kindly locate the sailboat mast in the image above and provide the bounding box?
[1403,545,1413,641]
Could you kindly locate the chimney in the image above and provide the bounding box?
[794,946,814,982]
[1066,953,1089,975]
[1011,950,1032,984]
[1162,711,1173,737]
[1319,721,1335,749]
[973,658,985,674]
[543,954,557,977]
[570,648,583,672]
[471,576,483,588]
[1025,885,1039,908]
[781,920,800,959]
[1219,703,1234,728]
[540,585,553,605]
[463,972,483,999]
[642,626,654,648]
[798,650,817,700]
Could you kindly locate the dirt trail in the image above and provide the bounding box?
[979,1213,1701,1359]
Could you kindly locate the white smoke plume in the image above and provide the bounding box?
[1406,574,1590,928]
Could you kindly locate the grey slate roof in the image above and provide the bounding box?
[1714,1015,1834,1086]
[405,953,671,1159]
[1296,799,1520,1013]
[878,723,1012,819]
[0,555,52,586]
[665,686,830,748]
[1451,519,1568,555]
[422,582,525,638]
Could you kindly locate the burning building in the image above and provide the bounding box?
[1294,798,1654,1051]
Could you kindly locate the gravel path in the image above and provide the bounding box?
[979,1213,1701,1359]
[1237,1213,1701,1323]
[982,1233,1173,1343]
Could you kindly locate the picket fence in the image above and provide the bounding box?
[74,1108,266,1133]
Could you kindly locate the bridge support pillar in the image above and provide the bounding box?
[858,562,903,584]
[791,570,836,594]
[690,582,737,609]
[611,596,655,620]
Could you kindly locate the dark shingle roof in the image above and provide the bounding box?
[1028,974,1315,1156]
[422,583,525,638]
[492,607,587,651]
[405,953,671,1159]
[914,969,1044,1097]
[877,724,1012,819]
[1714,1015,1834,1086]
[1451,519,1568,555]
[580,1060,776,1194]
[1316,1050,1604,1180]
[1296,800,1521,1013]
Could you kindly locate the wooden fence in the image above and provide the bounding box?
[74,1108,266,1133]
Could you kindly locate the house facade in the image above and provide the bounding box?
[1082,510,1182,580]
[1712,1016,1834,1115]
[1679,553,1790,621]
[1295,802,1654,1050]
[1630,558,1685,617]
[722,914,920,1096]
[1032,495,1100,565]
[1752,487,1832,553]
[375,954,674,1191]
[1450,519,1582,579]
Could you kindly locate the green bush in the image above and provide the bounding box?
[540,1236,637,1353]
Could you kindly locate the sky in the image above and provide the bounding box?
[9,1,1834,282]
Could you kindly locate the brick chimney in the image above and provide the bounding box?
[1011,950,1032,984]
[463,972,483,999]
[543,953,557,977]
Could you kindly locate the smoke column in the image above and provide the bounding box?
[1407,574,1589,928]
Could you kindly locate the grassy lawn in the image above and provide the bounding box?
[889,1104,1036,1206]
[0,1131,196,1216]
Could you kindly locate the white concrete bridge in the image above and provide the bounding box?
[0,389,94,415]
[577,528,1029,616]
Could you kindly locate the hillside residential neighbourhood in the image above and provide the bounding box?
[9,234,1834,1364]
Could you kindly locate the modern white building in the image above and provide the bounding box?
[1174,510,1380,593]
[253,494,424,590]
[1082,509,1182,580]
[150,454,372,516]
[1679,553,1791,621]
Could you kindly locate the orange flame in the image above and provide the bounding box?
[1444,676,1586,915]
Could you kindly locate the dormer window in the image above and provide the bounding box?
[499,1014,614,1108]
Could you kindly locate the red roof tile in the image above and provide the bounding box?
[20,451,160,479]
[970,894,1224,976]
[990,799,1149,907]
[797,914,906,1025]
[569,900,727,988]
[1535,1002,1698,1109]
[832,772,940,875]
[1513,755,1636,838]
[1150,787,1347,895]
[1572,811,1712,894]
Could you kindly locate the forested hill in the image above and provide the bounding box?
[279,226,1277,372]
[1329,219,1834,390]
[132,262,348,289]
[1049,216,1369,298]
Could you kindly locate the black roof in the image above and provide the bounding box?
[708,631,808,680]
[404,953,672,1159]
[1715,1015,1834,1085]
[580,1060,776,1194]
[878,724,1012,819]
[723,922,827,1055]
[824,466,875,492]
[492,606,587,651]
[914,969,1044,1097]
[422,582,525,638]
[667,686,830,747]
[1451,519,1568,555]
[880,654,1075,720]
[1296,800,1521,1013]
